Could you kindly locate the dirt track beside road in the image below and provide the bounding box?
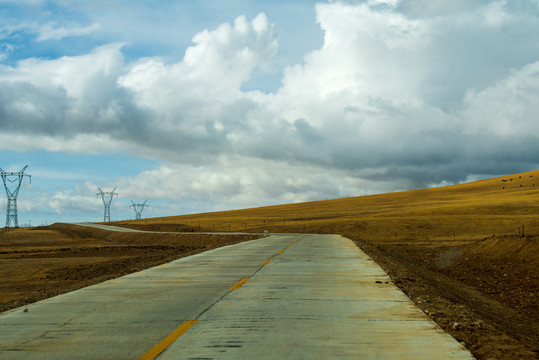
[0,223,260,312]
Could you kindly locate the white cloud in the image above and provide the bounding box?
[482,1,512,26]
[49,190,100,215]
[0,43,127,142]
[119,13,278,105]
[0,133,122,154]
[274,1,430,129]
[10,43,123,99]
[462,61,539,137]
[36,22,102,41]
[113,155,377,211]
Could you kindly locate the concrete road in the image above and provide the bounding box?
[0,234,473,359]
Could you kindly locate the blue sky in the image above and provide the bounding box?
[1,0,538,226]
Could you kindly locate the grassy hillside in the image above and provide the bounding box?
[125,170,539,242]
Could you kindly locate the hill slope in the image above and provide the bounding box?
[133,170,539,241]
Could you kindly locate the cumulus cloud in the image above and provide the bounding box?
[1,2,538,216]
[113,156,374,210]
[0,43,126,142]
[115,12,279,161]
[118,12,278,119]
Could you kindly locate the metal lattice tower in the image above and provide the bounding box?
[97,188,118,222]
[130,200,149,220]
[1,165,31,228]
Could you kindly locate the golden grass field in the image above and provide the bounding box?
[126,170,539,243]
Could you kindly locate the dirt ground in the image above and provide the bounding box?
[351,236,539,360]
[0,223,260,312]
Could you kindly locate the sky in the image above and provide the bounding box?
[0,0,538,226]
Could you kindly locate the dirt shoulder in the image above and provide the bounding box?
[351,236,539,360]
[0,223,260,312]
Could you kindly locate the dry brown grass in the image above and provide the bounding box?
[122,170,539,243]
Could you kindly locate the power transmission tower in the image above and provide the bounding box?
[1,165,31,228]
[130,200,149,220]
[97,188,118,222]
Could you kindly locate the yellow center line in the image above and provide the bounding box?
[139,320,198,360]
[140,237,306,360]
[230,277,250,290]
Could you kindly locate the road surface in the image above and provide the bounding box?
[0,234,473,359]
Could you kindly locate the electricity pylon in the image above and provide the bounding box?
[97,188,118,222]
[130,200,149,220]
[1,165,31,228]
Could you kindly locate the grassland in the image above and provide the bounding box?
[128,170,539,241]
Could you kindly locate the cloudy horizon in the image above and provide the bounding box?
[1,0,538,226]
